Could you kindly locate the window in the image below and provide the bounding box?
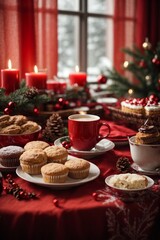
[58,0,114,80]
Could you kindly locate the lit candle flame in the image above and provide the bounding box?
[75,65,79,72]
[34,65,38,73]
[8,59,12,69]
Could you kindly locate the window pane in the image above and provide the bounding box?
[58,0,79,11]
[88,0,114,14]
[88,17,113,77]
[58,15,79,78]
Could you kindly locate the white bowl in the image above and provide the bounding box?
[129,136,160,171]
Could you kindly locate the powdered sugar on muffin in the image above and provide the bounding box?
[0,145,24,167]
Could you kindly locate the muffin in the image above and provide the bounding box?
[0,145,24,167]
[44,146,68,164]
[108,173,148,190]
[24,140,49,151]
[41,163,69,183]
[135,120,160,144]
[20,149,47,174]
[65,158,90,179]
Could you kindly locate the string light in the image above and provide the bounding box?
[123,61,129,68]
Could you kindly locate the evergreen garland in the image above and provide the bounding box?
[0,80,50,115]
[104,40,160,98]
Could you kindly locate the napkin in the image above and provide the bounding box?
[95,139,114,151]
[100,121,136,142]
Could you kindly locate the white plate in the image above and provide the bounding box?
[131,163,160,176]
[54,136,115,159]
[105,174,154,192]
[16,158,100,190]
[0,163,17,172]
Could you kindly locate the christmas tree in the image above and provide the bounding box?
[105,38,160,99]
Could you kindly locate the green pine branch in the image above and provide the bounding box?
[104,42,160,98]
[0,81,50,115]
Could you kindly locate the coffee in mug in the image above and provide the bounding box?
[68,114,110,151]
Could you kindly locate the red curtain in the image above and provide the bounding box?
[135,0,160,49]
[113,0,160,72]
[0,0,57,80]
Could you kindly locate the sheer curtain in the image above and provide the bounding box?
[113,0,160,73]
[0,0,57,80]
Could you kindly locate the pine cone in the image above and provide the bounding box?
[25,87,39,99]
[116,157,131,172]
[42,113,65,143]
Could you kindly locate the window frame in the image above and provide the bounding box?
[58,0,114,74]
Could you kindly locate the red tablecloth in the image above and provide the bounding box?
[0,121,160,240]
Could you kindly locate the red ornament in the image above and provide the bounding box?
[139,60,146,68]
[152,55,160,66]
[92,192,98,200]
[8,101,15,109]
[63,100,69,109]
[33,107,39,115]
[53,198,59,207]
[4,107,11,115]
[53,103,62,111]
[58,97,64,104]
[97,75,107,84]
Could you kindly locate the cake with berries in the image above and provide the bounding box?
[121,98,145,115]
[121,94,160,117]
[135,120,160,144]
[144,95,160,116]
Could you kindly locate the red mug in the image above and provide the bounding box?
[68,114,110,151]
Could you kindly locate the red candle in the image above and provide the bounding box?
[46,80,60,93]
[59,80,67,94]
[1,60,19,94]
[25,66,47,90]
[47,80,67,94]
[69,66,87,87]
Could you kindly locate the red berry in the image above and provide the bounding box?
[61,140,72,149]
[64,143,71,149]
[61,141,67,147]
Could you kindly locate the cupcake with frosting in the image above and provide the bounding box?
[135,119,160,144]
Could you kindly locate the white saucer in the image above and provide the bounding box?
[54,136,115,159]
[0,163,17,172]
[131,163,160,176]
[105,174,154,192]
